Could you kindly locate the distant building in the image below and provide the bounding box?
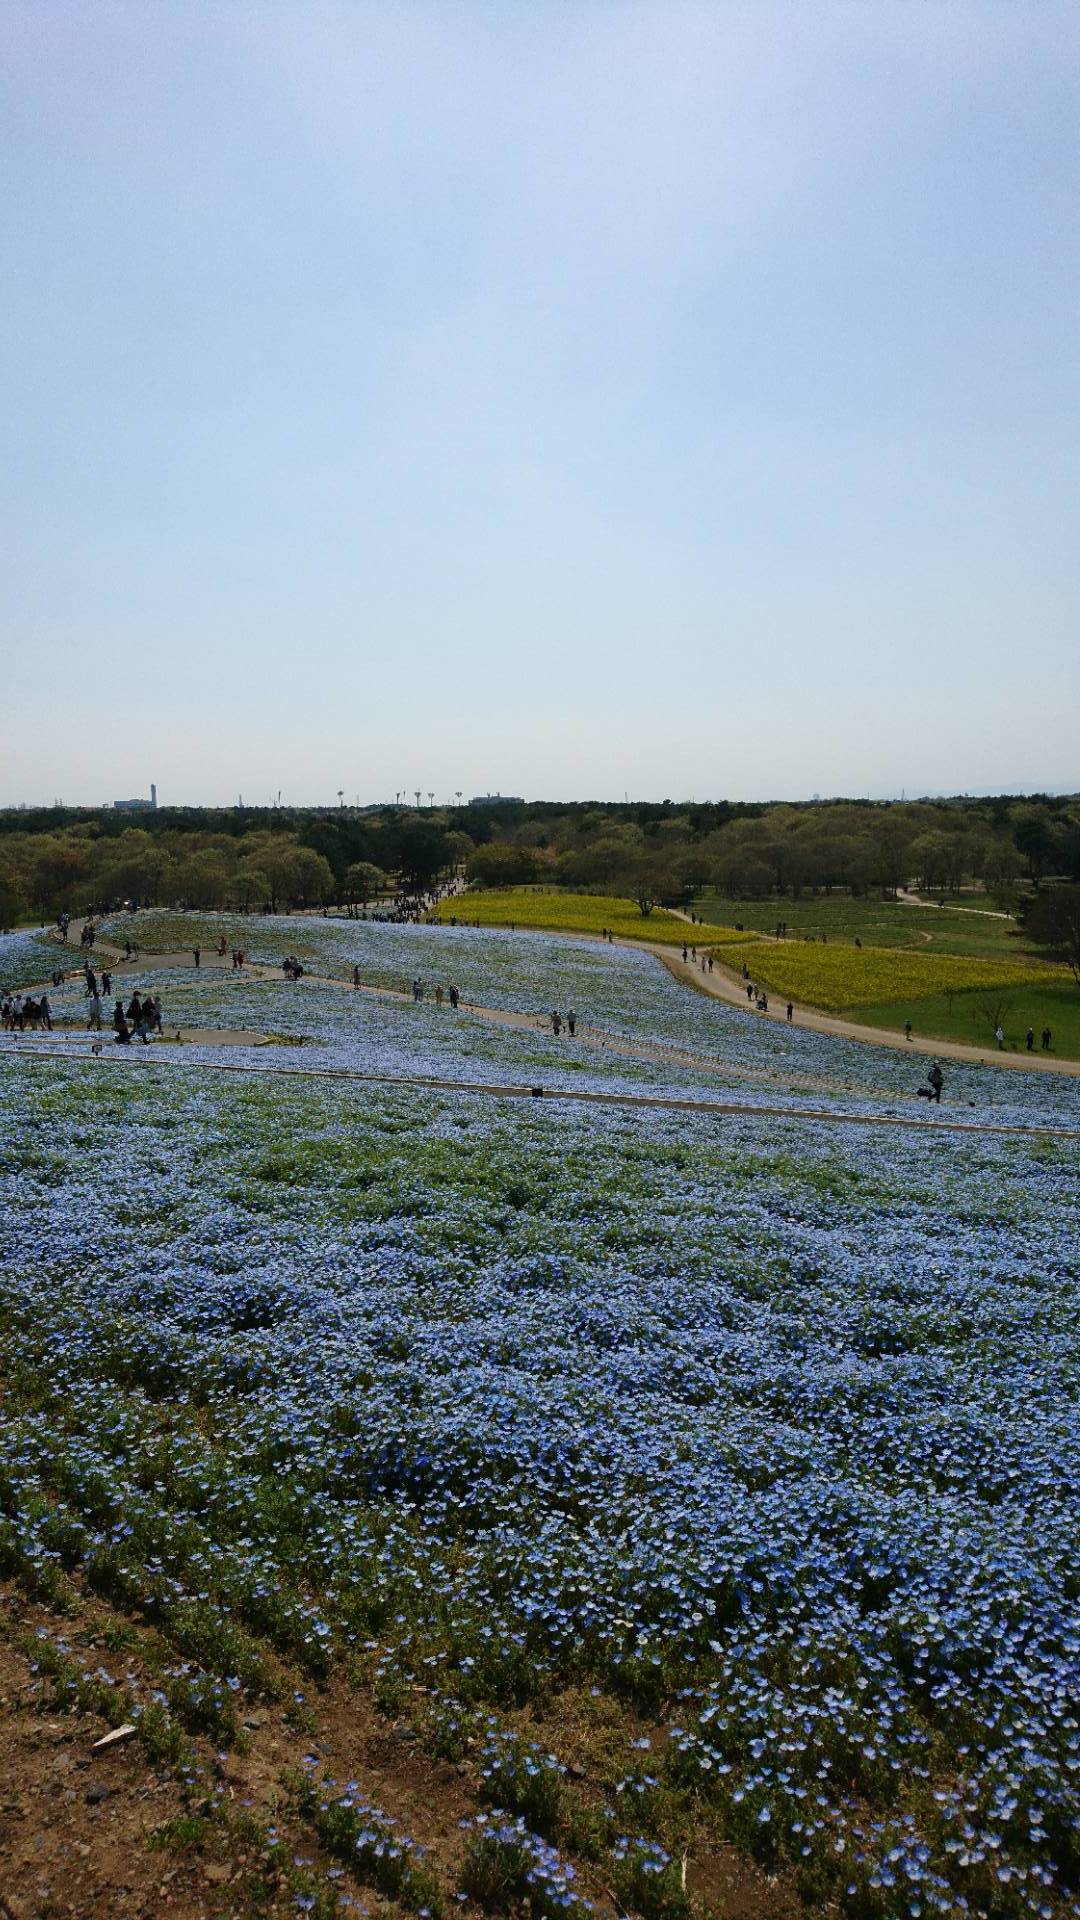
[114,784,157,812]
[469,793,524,806]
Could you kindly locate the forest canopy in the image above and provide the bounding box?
[0,794,1077,927]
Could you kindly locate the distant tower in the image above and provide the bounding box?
[150,783,157,809]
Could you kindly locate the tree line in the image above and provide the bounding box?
[0,794,1077,935]
[464,797,1080,909]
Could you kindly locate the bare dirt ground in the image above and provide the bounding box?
[0,1572,802,1920]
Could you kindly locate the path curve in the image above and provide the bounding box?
[10,935,895,1107]
[648,945,1080,1078]
[19,923,1080,1083]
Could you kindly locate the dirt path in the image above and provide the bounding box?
[20,924,1080,1083]
[10,1044,1079,1140]
[895,886,1014,919]
[11,938,899,1106]
[1,1025,287,1051]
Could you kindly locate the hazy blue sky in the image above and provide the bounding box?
[2,2,1077,806]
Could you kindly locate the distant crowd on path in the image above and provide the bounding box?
[80,960,164,1040]
[2,992,53,1031]
[110,991,164,1044]
[681,942,715,975]
[408,977,461,1009]
[737,960,785,1017]
[84,982,165,1041]
[55,912,97,950]
[400,973,579,1037]
[368,884,457,925]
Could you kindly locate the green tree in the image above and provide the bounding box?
[467,843,540,888]
[0,874,25,930]
[342,861,388,908]
[1022,885,1080,982]
[1012,805,1058,888]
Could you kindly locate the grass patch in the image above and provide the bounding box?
[848,981,1080,1059]
[693,888,1030,958]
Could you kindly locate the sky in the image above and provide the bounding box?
[2,1,1077,807]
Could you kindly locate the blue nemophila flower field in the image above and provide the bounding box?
[2,920,1080,1917]
[13,912,1080,1128]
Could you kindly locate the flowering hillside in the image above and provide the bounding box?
[1,922,1080,1915]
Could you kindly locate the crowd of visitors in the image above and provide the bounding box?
[2,993,52,1030]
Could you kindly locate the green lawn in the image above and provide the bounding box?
[692,888,1030,960]
[847,981,1080,1060]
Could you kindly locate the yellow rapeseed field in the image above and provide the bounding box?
[714,939,1062,1012]
[431,888,753,947]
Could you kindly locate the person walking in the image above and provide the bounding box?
[101,969,111,996]
[746,983,754,1003]
[87,990,102,1032]
[551,1010,562,1036]
[449,985,459,1009]
[927,1061,944,1103]
[1042,1026,1052,1050]
[435,985,444,1006]
[353,965,361,989]
[904,1020,912,1042]
[786,1001,793,1023]
[567,1009,576,1037]
[40,994,52,1032]
[1026,1027,1034,1052]
[113,998,126,1034]
[995,1024,1005,1050]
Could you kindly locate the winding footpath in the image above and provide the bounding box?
[651,944,1080,1077]
[3,925,1079,1140]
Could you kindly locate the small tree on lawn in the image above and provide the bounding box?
[627,856,668,918]
[975,994,1013,1042]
